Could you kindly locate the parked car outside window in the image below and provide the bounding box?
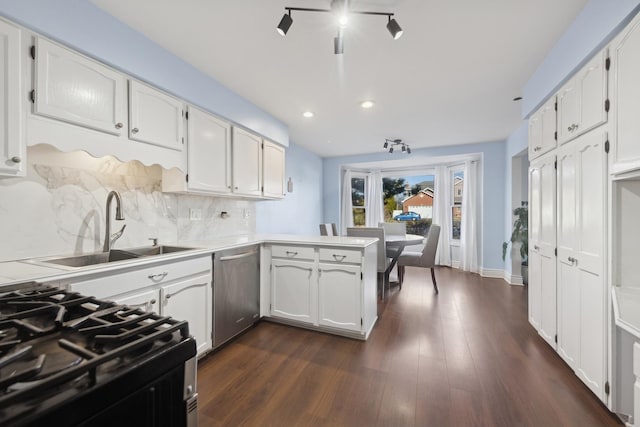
[393,211,421,221]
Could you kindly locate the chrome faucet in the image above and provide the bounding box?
[103,190,126,252]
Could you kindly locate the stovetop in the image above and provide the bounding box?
[0,283,195,424]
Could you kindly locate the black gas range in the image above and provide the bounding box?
[0,282,198,427]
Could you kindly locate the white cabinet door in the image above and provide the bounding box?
[232,127,262,196]
[128,80,184,151]
[317,263,361,332]
[271,258,316,324]
[610,12,640,175]
[529,151,556,346]
[557,81,580,145]
[113,288,160,314]
[577,51,607,135]
[161,273,212,356]
[186,106,232,194]
[556,130,607,401]
[558,52,607,145]
[528,97,556,160]
[262,139,285,199]
[34,37,126,136]
[0,20,23,177]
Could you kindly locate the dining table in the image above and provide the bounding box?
[383,233,425,298]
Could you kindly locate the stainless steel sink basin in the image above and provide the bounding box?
[118,245,195,257]
[35,245,195,268]
[41,249,141,268]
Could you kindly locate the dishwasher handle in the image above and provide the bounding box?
[219,250,258,262]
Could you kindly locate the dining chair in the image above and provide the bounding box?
[378,222,406,236]
[397,224,441,294]
[319,223,339,236]
[346,227,398,299]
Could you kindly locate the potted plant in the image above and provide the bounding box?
[502,201,528,284]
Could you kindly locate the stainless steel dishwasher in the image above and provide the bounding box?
[213,245,260,348]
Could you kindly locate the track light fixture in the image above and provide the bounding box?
[384,138,411,154]
[277,0,403,55]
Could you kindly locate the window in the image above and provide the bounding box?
[451,170,464,240]
[382,174,435,236]
[351,176,366,226]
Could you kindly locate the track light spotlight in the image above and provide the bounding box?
[389,147,394,154]
[407,147,411,154]
[383,141,388,149]
[386,17,403,40]
[401,145,406,152]
[278,5,403,54]
[277,11,293,36]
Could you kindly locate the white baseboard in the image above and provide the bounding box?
[451,260,460,269]
[504,271,524,286]
[479,268,504,278]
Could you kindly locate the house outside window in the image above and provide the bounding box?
[452,170,464,240]
[351,176,366,226]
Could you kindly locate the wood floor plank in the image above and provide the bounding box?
[197,266,623,427]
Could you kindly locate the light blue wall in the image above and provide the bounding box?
[256,142,323,235]
[0,0,288,146]
[322,141,507,270]
[503,122,528,276]
[523,0,640,117]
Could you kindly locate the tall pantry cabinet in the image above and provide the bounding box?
[528,48,609,403]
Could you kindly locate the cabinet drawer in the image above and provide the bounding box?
[319,248,361,264]
[67,256,211,300]
[271,245,315,261]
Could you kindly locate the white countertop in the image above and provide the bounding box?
[0,234,377,288]
[612,286,640,339]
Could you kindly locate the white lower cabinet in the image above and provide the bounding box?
[113,288,160,313]
[317,263,361,332]
[161,274,212,356]
[267,243,376,339]
[64,255,212,357]
[270,258,315,324]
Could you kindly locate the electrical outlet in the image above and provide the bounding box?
[189,208,202,221]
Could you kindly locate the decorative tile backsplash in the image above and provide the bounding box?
[0,145,255,262]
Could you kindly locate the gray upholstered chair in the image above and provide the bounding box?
[347,227,398,299]
[319,223,338,236]
[397,224,441,293]
[378,222,406,236]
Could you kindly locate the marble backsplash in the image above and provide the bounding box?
[0,145,255,262]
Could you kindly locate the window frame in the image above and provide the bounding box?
[351,173,368,227]
[450,166,464,242]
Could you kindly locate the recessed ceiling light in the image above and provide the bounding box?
[360,100,375,109]
[303,111,314,118]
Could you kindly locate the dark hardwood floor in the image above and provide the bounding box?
[197,267,622,427]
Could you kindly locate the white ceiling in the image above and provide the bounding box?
[90,0,587,157]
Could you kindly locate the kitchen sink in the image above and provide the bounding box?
[116,245,195,257]
[34,245,196,268]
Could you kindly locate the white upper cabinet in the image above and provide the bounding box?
[610,12,640,176]
[185,106,231,194]
[34,37,127,136]
[232,127,263,197]
[0,19,23,177]
[128,80,184,151]
[262,139,285,199]
[528,97,557,160]
[557,51,608,145]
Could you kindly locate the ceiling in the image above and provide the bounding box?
[90,0,588,157]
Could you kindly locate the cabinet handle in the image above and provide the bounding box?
[285,251,298,257]
[165,282,207,300]
[148,272,168,281]
[235,186,239,190]
[149,299,157,304]
[567,126,572,132]
[10,156,21,163]
[332,254,347,261]
[534,245,540,251]
[131,127,139,134]
[228,185,231,189]
[115,122,123,129]
[219,250,258,261]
